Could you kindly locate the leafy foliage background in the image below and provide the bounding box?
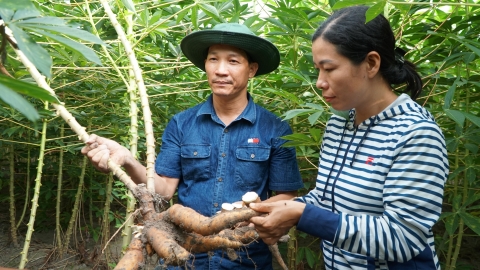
[0,0,479,269]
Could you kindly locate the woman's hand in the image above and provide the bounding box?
[249,200,306,245]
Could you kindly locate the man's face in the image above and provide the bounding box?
[204,44,258,99]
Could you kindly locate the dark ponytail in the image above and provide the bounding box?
[312,6,423,100]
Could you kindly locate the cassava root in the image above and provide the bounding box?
[114,185,264,268]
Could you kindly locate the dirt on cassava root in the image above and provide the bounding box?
[114,185,263,269]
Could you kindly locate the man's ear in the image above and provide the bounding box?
[249,62,259,78]
[365,51,381,78]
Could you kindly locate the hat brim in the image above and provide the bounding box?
[180,30,280,76]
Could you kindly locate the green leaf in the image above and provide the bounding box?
[0,75,59,103]
[444,213,459,236]
[12,8,41,21]
[365,1,385,23]
[0,8,15,22]
[282,136,320,148]
[461,41,480,58]
[305,247,316,268]
[308,111,323,126]
[458,211,480,236]
[121,0,136,13]
[15,16,66,25]
[332,0,373,10]
[199,3,221,21]
[309,128,322,142]
[7,24,52,78]
[463,112,480,128]
[444,109,465,128]
[453,194,462,211]
[191,5,198,29]
[296,246,305,262]
[0,85,40,122]
[32,29,102,65]
[282,109,316,121]
[443,78,459,109]
[0,0,34,10]
[19,22,105,45]
[466,166,476,184]
[0,0,39,19]
[465,190,480,208]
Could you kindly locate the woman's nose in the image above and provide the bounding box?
[316,78,328,90]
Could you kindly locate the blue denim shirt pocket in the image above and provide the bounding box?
[235,146,270,189]
[180,144,211,181]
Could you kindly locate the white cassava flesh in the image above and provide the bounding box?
[242,192,260,206]
[221,203,235,212]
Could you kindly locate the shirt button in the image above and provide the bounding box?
[221,153,226,157]
[214,203,218,207]
[218,177,223,182]
[193,151,198,156]
[224,129,228,133]
[250,153,255,159]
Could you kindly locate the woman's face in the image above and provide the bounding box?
[312,38,370,111]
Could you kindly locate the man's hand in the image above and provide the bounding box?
[80,134,132,173]
[249,200,305,245]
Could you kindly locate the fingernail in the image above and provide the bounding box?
[250,203,256,207]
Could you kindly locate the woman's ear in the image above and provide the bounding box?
[365,51,381,78]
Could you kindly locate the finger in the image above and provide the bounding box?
[85,134,99,145]
[249,216,266,226]
[80,141,99,155]
[98,149,111,171]
[249,202,272,213]
[87,144,108,159]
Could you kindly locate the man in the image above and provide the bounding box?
[82,23,303,269]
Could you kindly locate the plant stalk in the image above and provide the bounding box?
[63,153,88,255]
[102,173,114,265]
[18,103,48,269]
[99,0,156,194]
[5,26,137,192]
[56,124,65,257]
[9,144,19,247]
[122,9,139,251]
[16,135,31,229]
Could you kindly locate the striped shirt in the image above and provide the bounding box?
[296,94,449,270]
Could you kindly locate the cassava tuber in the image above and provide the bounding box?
[114,187,281,270]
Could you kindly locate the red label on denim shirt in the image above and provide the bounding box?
[247,138,260,144]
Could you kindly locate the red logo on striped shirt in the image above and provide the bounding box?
[365,157,374,165]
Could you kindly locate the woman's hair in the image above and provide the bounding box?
[312,6,422,100]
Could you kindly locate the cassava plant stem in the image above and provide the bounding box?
[63,148,89,256]
[16,135,31,230]
[99,0,156,194]
[18,103,48,269]
[122,10,139,251]
[101,173,114,265]
[4,26,137,193]
[8,144,18,248]
[56,125,65,257]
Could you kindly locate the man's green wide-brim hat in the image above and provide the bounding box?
[180,23,280,76]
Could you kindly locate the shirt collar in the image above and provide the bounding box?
[197,93,257,124]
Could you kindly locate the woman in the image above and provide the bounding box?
[250,6,448,270]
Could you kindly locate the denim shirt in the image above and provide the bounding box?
[155,93,303,269]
